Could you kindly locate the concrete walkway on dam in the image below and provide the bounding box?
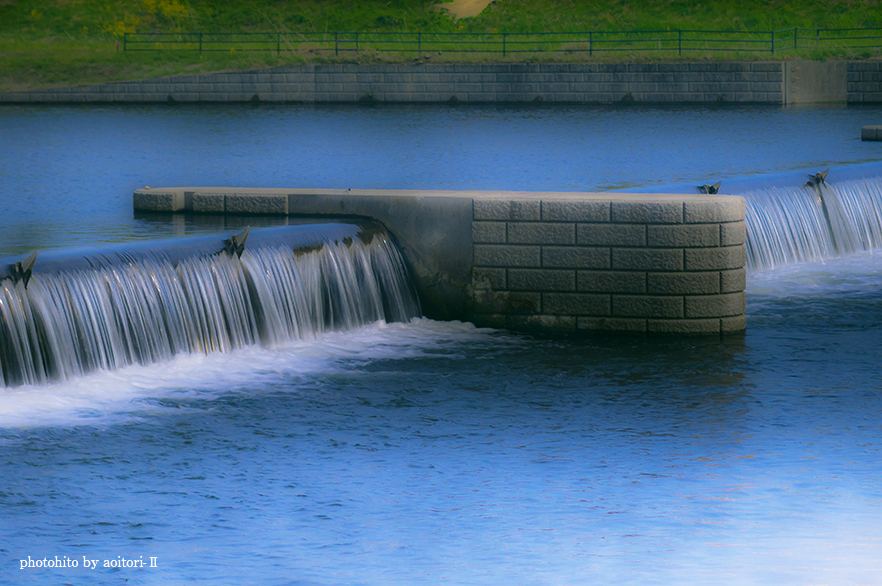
[134,187,747,336]
[3,60,876,104]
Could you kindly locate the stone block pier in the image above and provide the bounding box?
[134,188,747,335]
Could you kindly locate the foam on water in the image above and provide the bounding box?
[0,318,508,429]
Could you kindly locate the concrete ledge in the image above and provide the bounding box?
[134,187,747,335]
[862,125,882,141]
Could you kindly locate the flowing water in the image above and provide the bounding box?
[2,103,882,585]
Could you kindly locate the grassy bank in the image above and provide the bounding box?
[2,0,881,91]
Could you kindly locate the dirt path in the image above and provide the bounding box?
[434,0,495,19]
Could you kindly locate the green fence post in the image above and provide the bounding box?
[589,31,593,56]
[794,28,797,50]
[771,31,775,54]
[277,32,280,54]
[335,32,338,56]
[503,32,507,57]
[199,32,203,53]
[678,30,682,55]
[123,32,127,52]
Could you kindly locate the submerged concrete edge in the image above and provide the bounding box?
[134,187,747,335]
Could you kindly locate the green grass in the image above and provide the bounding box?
[2,0,882,91]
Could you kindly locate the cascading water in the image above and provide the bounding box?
[0,223,421,388]
[742,171,882,269]
[618,161,882,270]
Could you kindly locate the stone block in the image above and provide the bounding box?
[508,269,575,291]
[472,267,506,290]
[542,200,610,222]
[482,83,513,93]
[569,83,599,93]
[751,63,783,72]
[612,248,683,271]
[721,268,746,293]
[751,82,784,92]
[474,244,540,267]
[648,272,719,295]
[577,316,647,332]
[612,295,684,318]
[577,271,646,293]
[438,73,471,83]
[720,221,747,246]
[424,83,458,94]
[192,193,225,213]
[507,222,575,245]
[648,318,721,334]
[542,247,610,269]
[577,223,645,246]
[133,189,185,212]
[684,292,746,318]
[689,82,720,92]
[683,197,745,223]
[539,64,571,73]
[658,63,691,72]
[472,290,540,314]
[225,194,288,214]
[684,246,746,271]
[611,200,683,224]
[472,221,506,243]
[474,199,540,221]
[543,293,610,315]
[467,93,498,102]
[657,83,691,93]
[721,315,747,332]
[644,73,673,82]
[647,224,719,247]
[862,125,882,141]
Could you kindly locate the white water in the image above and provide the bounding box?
[0,231,420,388]
[743,172,882,269]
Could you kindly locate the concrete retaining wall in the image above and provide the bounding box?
[134,187,747,335]
[5,60,874,104]
[2,62,786,104]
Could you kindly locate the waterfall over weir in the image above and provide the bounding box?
[0,223,421,388]
[619,161,882,270]
[742,168,882,270]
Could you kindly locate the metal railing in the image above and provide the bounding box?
[122,28,882,57]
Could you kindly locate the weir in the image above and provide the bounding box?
[0,222,420,388]
[620,162,882,270]
[134,188,749,336]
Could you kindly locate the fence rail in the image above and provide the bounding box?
[123,28,882,57]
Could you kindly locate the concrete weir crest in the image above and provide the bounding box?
[134,187,747,335]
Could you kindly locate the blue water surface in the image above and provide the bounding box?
[1,102,881,255]
[2,102,882,585]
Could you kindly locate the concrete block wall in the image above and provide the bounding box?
[2,62,785,104]
[134,187,747,335]
[848,62,882,103]
[469,193,747,334]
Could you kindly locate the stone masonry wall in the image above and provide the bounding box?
[847,62,882,103]
[3,62,784,104]
[469,194,747,334]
